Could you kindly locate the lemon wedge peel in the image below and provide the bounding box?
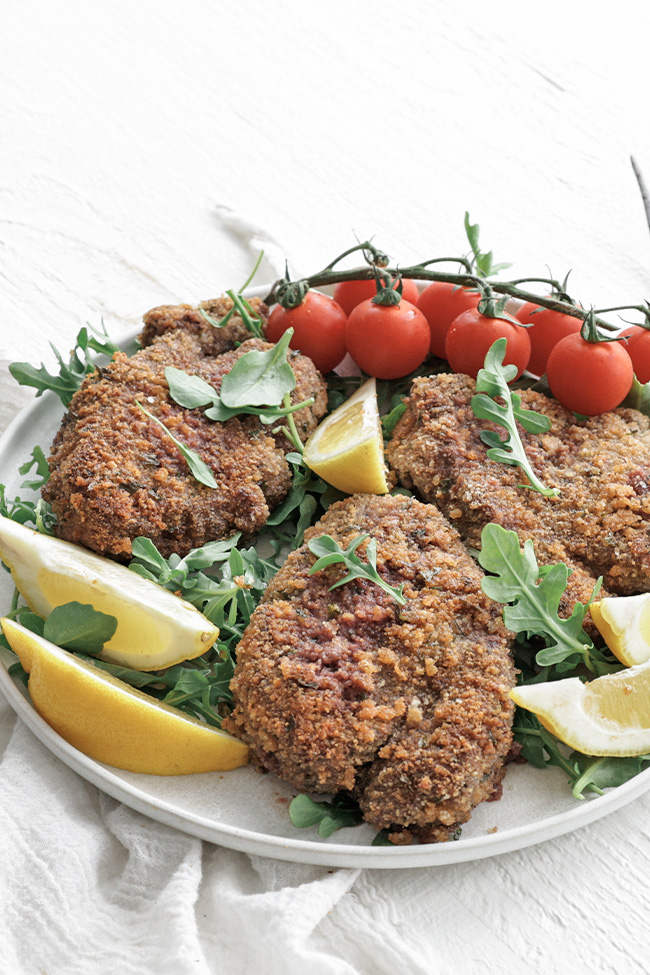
[591,594,650,667]
[303,378,389,495]
[0,516,218,671]
[1,617,249,775]
[510,661,650,757]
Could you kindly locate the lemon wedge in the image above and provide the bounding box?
[590,594,650,667]
[303,378,389,494]
[0,516,218,671]
[1,618,248,774]
[510,662,650,756]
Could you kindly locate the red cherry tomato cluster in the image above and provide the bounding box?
[265,274,640,418]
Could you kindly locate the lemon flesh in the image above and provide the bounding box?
[303,378,389,494]
[510,661,650,756]
[591,594,650,667]
[0,516,218,671]
[1,618,248,774]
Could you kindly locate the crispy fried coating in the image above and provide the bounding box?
[388,373,650,611]
[43,323,327,559]
[224,494,515,843]
[139,295,267,354]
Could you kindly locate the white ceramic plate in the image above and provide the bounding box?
[2,316,650,868]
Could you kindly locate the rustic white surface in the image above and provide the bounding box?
[2,2,650,972]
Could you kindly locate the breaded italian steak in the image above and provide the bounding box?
[43,325,327,559]
[224,494,516,844]
[387,373,650,612]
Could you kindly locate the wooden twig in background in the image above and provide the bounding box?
[632,155,650,235]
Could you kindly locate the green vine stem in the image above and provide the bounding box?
[263,257,650,336]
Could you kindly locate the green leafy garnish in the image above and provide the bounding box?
[288,793,393,843]
[288,793,364,837]
[9,322,121,406]
[129,535,279,658]
[1,602,117,657]
[513,710,650,799]
[621,375,650,416]
[307,534,406,605]
[472,339,559,497]
[220,330,296,407]
[18,446,50,491]
[164,330,299,417]
[381,398,407,439]
[135,400,218,489]
[464,212,512,278]
[477,523,612,675]
[479,524,645,798]
[43,602,118,652]
[0,446,56,532]
[164,330,314,453]
[266,452,340,548]
[200,289,265,339]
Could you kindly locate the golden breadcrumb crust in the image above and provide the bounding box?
[224,493,515,843]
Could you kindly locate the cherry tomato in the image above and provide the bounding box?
[444,310,531,379]
[515,302,582,377]
[265,290,347,374]
[546,333,634,415]
[345,298,430,379]
[619,326,650,383]
[333,277,420,316]
[416,281,480,358]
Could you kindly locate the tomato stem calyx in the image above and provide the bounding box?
[580,309,626,344]
[276,278,310,310]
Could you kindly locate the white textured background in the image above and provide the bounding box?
[2,2,650,973]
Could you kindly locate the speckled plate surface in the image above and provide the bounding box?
[2,323,650,868]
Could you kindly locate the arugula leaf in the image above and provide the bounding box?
[289,793,364,837]
[10,322,121,406]
[621,376,650,417]
[43,602,118,653]
[307,534,406,605]
[0,447,56,532]
[76,648,237,727]
[266,452,339,548]
[163,371,216,410]
[221,329,296,407]
[136,401,218,488]
[570,752,650,798]
[130,537,279,653]
[381,398,407,439]
[18,446,50,490]
[513,710,650,799]
[2,602,117,659]
[164,333,313,433]
[200,289,266,339]
[477,523,612,674]
[472,339,559,497]
[129,534,241,590]
[464,212,512,278]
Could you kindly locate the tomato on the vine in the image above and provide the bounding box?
[345,298,430,379]
[333,277,420,316]
[265,290,347,374]
[416,281,480,358]
[619,326,650,383]
[546,333,634,415]
[515,302,582,377]
[444,309,531,379]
